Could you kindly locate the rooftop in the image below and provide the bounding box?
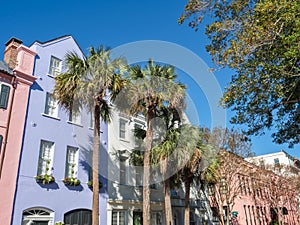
[0,61,13,75]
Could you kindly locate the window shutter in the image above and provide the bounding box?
[0,135,3,154]
[0,85,10,109]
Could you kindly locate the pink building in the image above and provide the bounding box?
[208,151,299,225]
[0,38,36,225]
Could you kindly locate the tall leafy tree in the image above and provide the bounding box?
[117,60,186,225]
[179,0,300,147]
[53,47,127,225]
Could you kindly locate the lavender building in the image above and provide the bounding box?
[11,36,108,225]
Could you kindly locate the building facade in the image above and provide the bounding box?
[0,38,37,225]
[106,110,209,225]
[208,151,299,225]
[11,36,108,225]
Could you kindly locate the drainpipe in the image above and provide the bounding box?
[0,75,17,178]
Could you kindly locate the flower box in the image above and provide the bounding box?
[35,174,55,184]
[63,177,81,186]
[87,181,103,189]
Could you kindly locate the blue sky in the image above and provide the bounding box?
[1,0,298,157]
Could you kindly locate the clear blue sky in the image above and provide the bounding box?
[1,0,298,157]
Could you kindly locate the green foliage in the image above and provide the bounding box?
[180,0,300,147]
[130,149,144,166]
[115,60,186,117]
[53,46,127,123]
[35,174,55,184]
[55,222,64,225]
[87,180,103,189]
[63,177,81,186]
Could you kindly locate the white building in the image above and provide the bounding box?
[246,150,300,176]
[106,109,210,225]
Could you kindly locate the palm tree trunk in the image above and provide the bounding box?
[184,177,192,225]
[164,177,173,225]
[143,110,154,225]
[92,103,100,225]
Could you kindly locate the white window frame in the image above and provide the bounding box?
[37,140,54,176]
[119,158,127,185]
[134,123,144,147]
[22,208,54,225]
[65,146,79,178]
[48,56,62,77]
[112,210,126,225]
[151,211,162,225]
[68,109,81,125]
[135,166,143,187]
[119,119,127,140]
[0,82,11,109]
[89,111,94,129]
[44,92,58,118]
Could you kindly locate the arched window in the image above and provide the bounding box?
[64,209,92,225]
[22,208,54,225]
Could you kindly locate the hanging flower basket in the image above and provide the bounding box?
[35,174,55,184]
[63,177,81,186]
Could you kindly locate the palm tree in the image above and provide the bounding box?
[118,60,185,225]
[53,47,127,225]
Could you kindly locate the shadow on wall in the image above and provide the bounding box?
[79,135,108,195]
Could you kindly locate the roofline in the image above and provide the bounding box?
[0,69,14,77]
[29,35,85,56]
[5,37,23,46]
[246,149,296,160]
[29,35,71,46]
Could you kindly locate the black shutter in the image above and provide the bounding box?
[0,85,10,109]
[0,135,3,154]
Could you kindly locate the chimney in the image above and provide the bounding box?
[4,37,23,69]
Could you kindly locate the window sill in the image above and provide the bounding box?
[67,121,83,127]
[119,138,130,143]
[42,113,61,121]
[47,74,56,78]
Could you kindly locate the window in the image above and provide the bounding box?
[65,146,79,178]
[44,93,58,117]
[244,205,249,225]
[134,123,144,147]
[0,135,3,154]
[189,211,196,225]
[64,209,92,225]
[119,119,126,139]
[220,178,227,194]
[135,167,143,186]
[22,208,54,225]
[112,211,125,225]
[208,184,215,196]
[151,211,162,225]
[0,84,10,109]
[211,207,219,222]
[69,109,81,125]
[120,158,126,184]
[48,56,61,77]
[89,111,94,129]
[133,211,142,225]
[37,140,54,175]
[274,158,280,165]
